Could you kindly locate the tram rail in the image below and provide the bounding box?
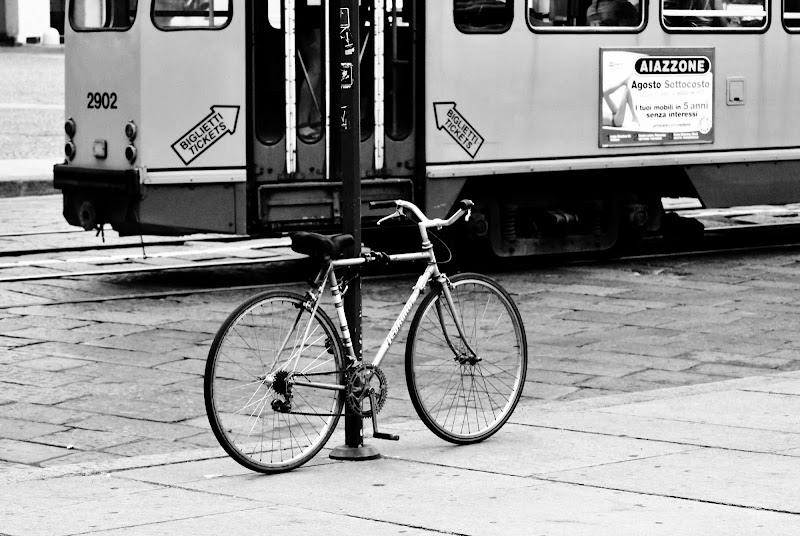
[2,219,799,295]
[0,234,256,258]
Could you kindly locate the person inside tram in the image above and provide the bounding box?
[585,0,639,26]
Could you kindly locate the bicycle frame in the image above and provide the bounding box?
[290,246,474,395]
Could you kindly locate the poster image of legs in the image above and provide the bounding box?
[599,48,714,148]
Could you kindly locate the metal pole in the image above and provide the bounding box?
[329,0,380,462]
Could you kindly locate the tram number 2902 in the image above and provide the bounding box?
[87,92,118,110]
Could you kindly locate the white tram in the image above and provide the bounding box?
[55,0,800,256]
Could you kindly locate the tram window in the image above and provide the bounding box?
[254,0,285,145]
[385,0,413,141]
[454,0,514,33]
[662,0,766,29]
[528,0,643,29]
[70,0,137,31]
[785,0,800,28]
[152,0,231,30]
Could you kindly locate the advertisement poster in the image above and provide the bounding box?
[599,48,714,148]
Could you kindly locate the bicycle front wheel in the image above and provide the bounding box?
[406,273,527,444]
[205,291,345,473]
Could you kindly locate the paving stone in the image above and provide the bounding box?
[0,417,66,440]
[58,395,203,423]
[526,368,594,386]
[680,350,792,368]
[161,345,210,360]
[524,381,580,400]
[0,364,92,388]
[175,431,219,448]
[72,414,201,441]
[577,376,669,393]
[624,369,730,386]
[558,387,622,401]
[82,332,197,353]
[38,449,125,467]
[27,342,181,367]
[0,347,40,365]
[13,356,92,372]
[0,402,93,426]
[5,302,104,319]
[32,427,141,451]
[0,438,69,464]
[4,326,96,344]
[544,358,647,378]
[102,438,197,457]
[582,339,695,358]
[0,381,89,406]
[67,322,152,337]
[570,351,698,373]
[0,334,38,349]
[155,358,206,375]
[158,319,222,334]
[548,448,800,514]
[73,362,197,385]
[689,362,782,378]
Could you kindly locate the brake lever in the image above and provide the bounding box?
[466,208,472,222]
[377,209,402,226]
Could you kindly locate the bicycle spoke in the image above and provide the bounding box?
[406,274,527,444]
[206,292,344,473]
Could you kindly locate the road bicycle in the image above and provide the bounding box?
[204,199,528,473]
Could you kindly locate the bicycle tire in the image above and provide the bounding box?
[205,291,345,473]
[405,273,527,444]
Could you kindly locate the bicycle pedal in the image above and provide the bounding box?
[373,432,400,441]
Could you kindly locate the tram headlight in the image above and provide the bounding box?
[125,144,138,164]
[125,121,137,142]
[64,141,76,160]
[64,118,76,139]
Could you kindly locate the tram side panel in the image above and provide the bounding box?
[421,0,800,257]
[136,0,247,235]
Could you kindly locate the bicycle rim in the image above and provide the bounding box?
[205,291,345,473]
[406,273,527,444]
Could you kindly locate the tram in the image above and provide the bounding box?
[54,0,800,257]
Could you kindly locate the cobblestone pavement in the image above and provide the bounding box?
[0,47,64,161]
[1,197,799,471]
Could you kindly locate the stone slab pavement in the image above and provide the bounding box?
[2,371,799,535]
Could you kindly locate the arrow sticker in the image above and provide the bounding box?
[433,102,484,158]
[172,105,240,166]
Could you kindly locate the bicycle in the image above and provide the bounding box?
[204,199,528,473]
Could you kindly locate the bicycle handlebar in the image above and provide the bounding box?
[370,199,473,229]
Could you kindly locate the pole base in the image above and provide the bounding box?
[329,443,381,461]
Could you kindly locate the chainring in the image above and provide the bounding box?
[345,364,388,418]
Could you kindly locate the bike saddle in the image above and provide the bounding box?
[291,232,355,259]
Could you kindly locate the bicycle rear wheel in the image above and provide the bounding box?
[405,273,527,444]
[205,291,345,473]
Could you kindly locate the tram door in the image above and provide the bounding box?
[250,0,417,232]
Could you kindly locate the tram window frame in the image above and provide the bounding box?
[151,0,233,31]
[69,0,138,32]
[454,0,515,34]
[527,0,646,32]
[661,0,769,32]
[784,0,800,30]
